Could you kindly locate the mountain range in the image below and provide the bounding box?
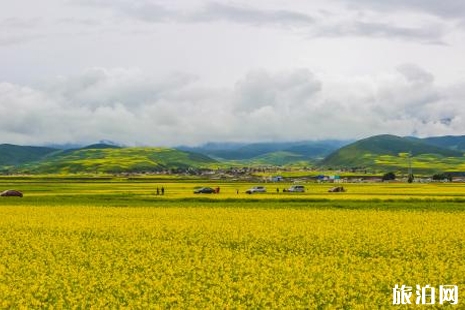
[0,143,217,174]
[1,134,465,174]
[178,140,350,160]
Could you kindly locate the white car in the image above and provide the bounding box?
[286,185,305,192]
[245,186,266,194]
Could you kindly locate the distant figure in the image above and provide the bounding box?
[236,189,239,194]
[156,187,160,195]
[0,189,23,197]
[276,187,279,193]
[161,186,165,195]
[216,187,220,194]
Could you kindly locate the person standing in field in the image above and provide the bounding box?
[156,187,160,195]
[161,186,165,195]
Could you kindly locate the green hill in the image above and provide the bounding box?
[14,146,217,174]
[320,134,464,172]
[0,144,58,167]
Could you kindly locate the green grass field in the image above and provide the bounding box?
[2,176,465,203]
[1,177,465,308]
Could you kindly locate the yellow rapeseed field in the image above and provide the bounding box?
[1,202,464,308]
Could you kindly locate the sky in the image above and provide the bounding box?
[1,0,465,146]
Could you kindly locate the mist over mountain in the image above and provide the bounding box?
[421,135,465,152]
[178,140,351,160]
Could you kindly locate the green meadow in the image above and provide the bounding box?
[372,153,465,173]
[2,176,465,204]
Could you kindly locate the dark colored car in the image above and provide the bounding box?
[193,187,216,194]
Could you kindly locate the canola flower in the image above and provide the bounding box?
[0,204,464,309]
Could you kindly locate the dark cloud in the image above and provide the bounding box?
[189,2,315,27]
[56,18,103,27]
[341,0,465,19]
[0,34,46,46]
[0,17,42,29]
[116,2,176,23]
[315,21,446,44]
[76,1,315,27]
[68,1,452,43]
[71,0,176,22]
[352,21,444,43]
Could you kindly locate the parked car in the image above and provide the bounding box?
[245,186,266,194]
[193,187,216,194]
[286,185,305,192]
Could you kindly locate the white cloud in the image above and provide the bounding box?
[44,67,197,109]
[1,1,465,146]
[1,66,464,146]
[396,63,435,84]
[232,69,321,113]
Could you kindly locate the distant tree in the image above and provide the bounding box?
[446,173,453,182]
[407,174,414,183]
[432,173,453,182]
[382,172,396,181]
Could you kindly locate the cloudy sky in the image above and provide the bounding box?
[1,0,465,146]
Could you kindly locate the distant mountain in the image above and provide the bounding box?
[178,140,350,160]
[421,135,465,151]
[184,142,248,151]
[80,143,122,150]
[283,142,349,158]
[178,142,282,159]
[44,143,84,150]
[243,151,306,166]
[320,134,464,171]
[44,139,122,150]
[0,144,58,167]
